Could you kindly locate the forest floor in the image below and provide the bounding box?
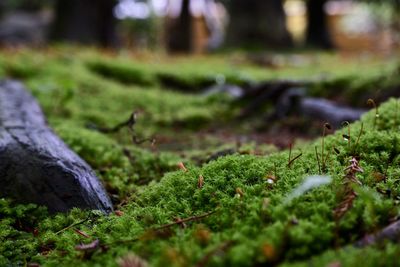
[1,46,400,266]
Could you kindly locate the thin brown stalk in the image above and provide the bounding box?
[155,210,216,230]
[287,153,303,168]
[315,146,321,174]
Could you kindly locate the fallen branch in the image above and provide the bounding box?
[93,112,137,133]
[105,210,216,246]
[355,220,400,247]
[155,210,216,230]
[88,111,155,145]
[55,215,91,235]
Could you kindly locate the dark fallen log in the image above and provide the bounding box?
[355,220,400,247]
[206,81,366,128]
[237,80,307,118]
[267,86,366,128]
[0,80,113,213]
[300,97,365,128]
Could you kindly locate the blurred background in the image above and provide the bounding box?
[0,0,399,151]
[0,0,398,53]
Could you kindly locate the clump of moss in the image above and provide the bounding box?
[1,48,400,266]
[87,60,156,86]
[2,98,400,266]
[54,122,183,197]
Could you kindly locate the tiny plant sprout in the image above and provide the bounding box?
[367,98,379,130]
[321,122,332,172]
[235,187,244,198]
[198,175,204,189]
[342,134,350,141]
[178,162,188,172]
[315,146,321,174]
[265,173,276,185]
[287,142,302,168]
[341,121,351,150]
[324,122,332,130]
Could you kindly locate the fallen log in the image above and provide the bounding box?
[232,82,366,128]
[0,80,113,213]
[355,220,400,247]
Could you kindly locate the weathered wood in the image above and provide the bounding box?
[300,97,365,128]
[355,220,400,247]
[233,82,365,128]
[0,80,113,213]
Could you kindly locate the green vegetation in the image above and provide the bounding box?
[1,47,400,266]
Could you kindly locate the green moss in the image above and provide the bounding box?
[0,99,399,266]
[1,47,400,266]
[87,60,156,86]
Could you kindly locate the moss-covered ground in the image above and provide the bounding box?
[1,47,400,266]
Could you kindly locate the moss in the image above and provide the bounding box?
[0,99,399,266]
[1,47,400,266]
[87,60,156,86]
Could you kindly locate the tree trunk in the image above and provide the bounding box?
[166,0,192,53]
[225,0,292,48]
[50,0,117,47]
[306,0,334,49]
[0,80,113,213]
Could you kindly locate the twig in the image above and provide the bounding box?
[56,216,91,235]
[105,210,216,246]
[89,111,155,145]
[132,136,156,145]
[287,153,302,168]
[74,228,91,238]
[94,112,137,133]
[155,210,216,230]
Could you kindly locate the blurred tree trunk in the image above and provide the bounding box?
[225,0,292,48]
[166,0,192,53]
[50,0,117,47]
[306,0,334,49]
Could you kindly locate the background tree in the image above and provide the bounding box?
[225,0,292,49]
[165,0,192,53]
[305,0,334,49]
[50,0,118,47]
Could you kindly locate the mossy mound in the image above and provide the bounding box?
[2,97,400,266]
[1,47,400,266]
